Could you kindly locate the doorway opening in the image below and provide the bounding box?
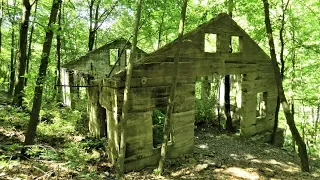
[194,74,243,131]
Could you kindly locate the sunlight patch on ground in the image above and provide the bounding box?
[171,167,194,177]
[266,159,300,173]
[224,167,260,180]
[197,143,209,149]
[0,126,25,142]
[243,153,300,173]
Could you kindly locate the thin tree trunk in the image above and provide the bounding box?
[0,0,3,53]
[22,0,62,148]
[201,76,210,104]
[56,2,62,103]
[88,0,100,51]
[88,0,94,51]
[314,99,320,143]
[225,0,233,132]
[9,27,15,95]
[88,0,116,51]
[217,77,221,131]
[157,2,166,49]
[301,101,306,141]
[158,0,188,175]
[225,75,233,131]
[93,1,99,50]
[13,0,32,107]
[8,0,17,95]
[291,101,296,151]
[262,0,309,172]
[25,0,38,86]
[272,0,289,144]
[290,21,296,151]
[116,0,142,178]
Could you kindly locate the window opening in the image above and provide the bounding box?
[152,108,170,148]
[231,36,240,53]
[109,49,119,66]
[257,92,268,118]
[204,33,217,53]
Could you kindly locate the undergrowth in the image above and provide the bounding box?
[0,101,112,179]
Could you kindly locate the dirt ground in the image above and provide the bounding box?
[125,126,320,180]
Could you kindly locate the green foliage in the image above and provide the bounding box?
[152,109,166,148]
[194,81,218,125]
[25,145,57,160]
[0,157,20,170]
[152,109,166,125]
[195,98,216,123]
[152,168,160,175]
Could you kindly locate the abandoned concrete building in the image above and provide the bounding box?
[61,38,147,136]
[63,13,278,172]
[61,38,147,107]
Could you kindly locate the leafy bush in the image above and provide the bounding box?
[152,109,166,148]
[195,98,216,124]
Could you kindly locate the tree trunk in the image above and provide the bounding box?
[116,0,142,178]
[224,75,233,131]
[87,0,116,52]
[272,0,289,145]
[13,0,32,107]
[88,0,94,51]
[157,2,166,49]
[291,101,296,151]
[9,27,15,95]
[314,99,320,143]
[158,0,188,175]
[0,0,3,53]
[88,0,100,51]
[217,77,222,130]
[8,0,17,95]
[301,101,306,141]
[225,0,233,132]
[88,27,95,51]
[290,21,296,151]
[201,76,210,104]
[23,0,62,147]
[56,2,62,103]
[262,0,309,172]
[25,0,38,86]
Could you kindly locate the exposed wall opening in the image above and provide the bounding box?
[204,33,217,53]
[152,108,171,148]
[256,92,268,118]
[194,74,242,130]
[109,49,119,66]
[231,36,241,53]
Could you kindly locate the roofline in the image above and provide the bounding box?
[62,37,146,68]
[111,13,271,78]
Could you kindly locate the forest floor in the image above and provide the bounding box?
[1,90,320,179]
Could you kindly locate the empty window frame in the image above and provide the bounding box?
[231,36,241,53]
[256,92,268,118]
[204,33,217,53]
[109,49,119,66]
[152,108,172,148]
